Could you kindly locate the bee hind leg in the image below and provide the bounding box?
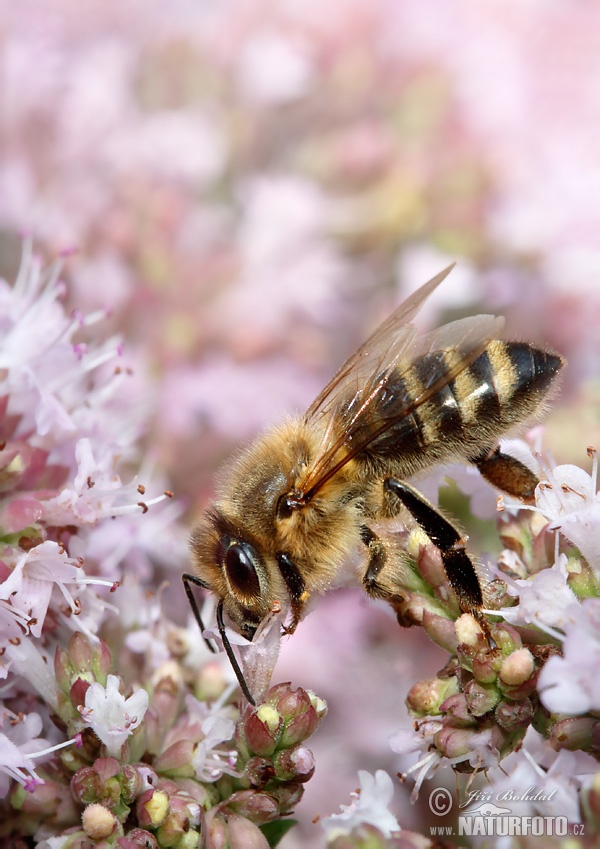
[384,479,488,633]
[471,446,539,504]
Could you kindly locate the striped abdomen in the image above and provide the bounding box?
[352,340,563,477]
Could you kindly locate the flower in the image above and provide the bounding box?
[322,770,400,840]
[535,453,600,574]
[494,553,579,635]
[191,712,237,782]
[79,675,149,757]
[481,728,595,823]
[0,710,48,797]
[539,598,600,715]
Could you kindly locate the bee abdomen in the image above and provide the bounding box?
[480,340,564,425]
[355,340,563,473]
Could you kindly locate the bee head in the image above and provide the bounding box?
[190,508,278,640]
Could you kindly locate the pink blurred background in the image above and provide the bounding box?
[1,1,599,844]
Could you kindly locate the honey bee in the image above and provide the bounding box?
[184,265,564,703]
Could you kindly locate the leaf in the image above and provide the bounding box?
[260,818,298,848]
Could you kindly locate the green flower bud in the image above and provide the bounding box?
[463,679,501,717]
[407,676,459,717]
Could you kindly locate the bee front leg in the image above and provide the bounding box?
[384,479,486,625]
[359,524,395,601]
[471,445,539,504]
[276,552,309,634]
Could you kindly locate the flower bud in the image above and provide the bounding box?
[483,579,514,610]
[204,810,227,849]
[70,632,93,673]
[204,810,270,849]
[122,829,159,848]
[153,740,196,778]
[434,726,477,760]
[71,766,98,805]
[306,690,328,719]
[491,623,522,655]
[266,781,304,813]
[416,542,447,588]
[439,694,478,728]
[406,676,459,717]
[136,788,169,828]
[82,803,118,840]
[243,711,281,757]
[464,679,501,717]
[280,706,319,748]
[471,649,501,684]
[120,764,145,804]
[257,704,282,732]
[499,648,535,687]
[226,813,270,849]
[226,790,279,823]
[245,756,277,787]
[195,661,229,703]
[495,698,535,731]
[273,686,311,719]
[71,758,123,809]
[156,807,194,847]
[549,717,600,754]
[422,610,458,652]
[273,745,315,782]
[455,613,486,649]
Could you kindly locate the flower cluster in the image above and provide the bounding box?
[0,247,326,847]
[386,441,600,843]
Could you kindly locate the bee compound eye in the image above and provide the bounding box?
[223,541,261,598]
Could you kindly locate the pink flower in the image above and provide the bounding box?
[0,710,48,798]
[40,438,167,526]
[0,541,95,638]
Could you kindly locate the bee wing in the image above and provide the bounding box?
[300,266,505,498]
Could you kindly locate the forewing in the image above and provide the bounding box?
[306,264,456,423]
[300,268,505,498]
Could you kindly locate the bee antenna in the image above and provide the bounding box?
[182,572,217,654]
[216,600,256,706]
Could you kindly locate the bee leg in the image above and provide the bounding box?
[276,552,308,634]
[384,479,488,631]
[471,446,539,504]
[359,525,391,599]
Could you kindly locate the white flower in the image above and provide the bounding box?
[79,675,148,757]
[483,729,594,822]
[539,597,600,714]
[192,713,237,782]
[494,553,579,634]
[535,456,600,574]
[185,692,238,782]
[322,770,400,839]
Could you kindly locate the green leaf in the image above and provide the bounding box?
[260,818,298,848]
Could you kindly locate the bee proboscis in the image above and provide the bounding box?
[185,265,564,703]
